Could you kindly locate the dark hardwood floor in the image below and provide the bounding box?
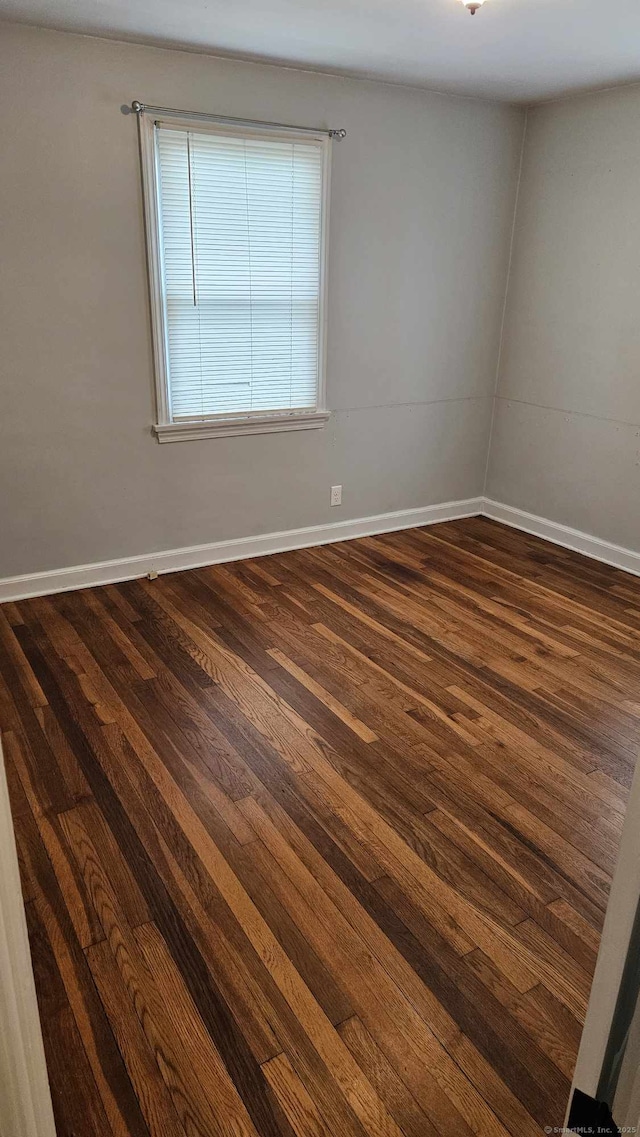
[2,517,639,1137]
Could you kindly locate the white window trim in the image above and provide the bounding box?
[138,110,332,443]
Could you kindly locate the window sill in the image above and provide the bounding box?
[153,411,330,443]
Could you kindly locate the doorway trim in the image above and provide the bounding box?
[0,739,56,1137]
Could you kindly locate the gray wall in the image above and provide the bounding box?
[486,88,640,552]
[0,24,523,579]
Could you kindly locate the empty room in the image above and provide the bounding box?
[2,1,640,1134]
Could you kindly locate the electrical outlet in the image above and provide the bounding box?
[330,485,342,507]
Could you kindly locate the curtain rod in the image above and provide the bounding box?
[125,101,346,139]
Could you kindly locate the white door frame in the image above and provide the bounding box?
[0,739,56,1137]
[568,754,640,1121]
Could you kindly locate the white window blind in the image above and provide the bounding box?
[154,123,326,425]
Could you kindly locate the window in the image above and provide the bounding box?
[139,113,331,442]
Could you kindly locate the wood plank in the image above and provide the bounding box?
[338,1016,441,1137]
[266,648,378,743]
[262,1052,332,1137]
[87,936,189,1137]
[25,900,115,1137]
[60,799,151,930]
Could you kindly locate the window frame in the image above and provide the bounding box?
[138,110,332,443]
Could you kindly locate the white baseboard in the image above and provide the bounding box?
[2,495,638,603]
[483,499,640,578]
[0,497,483,603]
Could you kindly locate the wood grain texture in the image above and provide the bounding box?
[2,517,639,1136]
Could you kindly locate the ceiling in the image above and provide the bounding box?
[2,0,640,103]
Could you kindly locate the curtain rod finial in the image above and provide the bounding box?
[328,128,346,139]
[132,100,144,114]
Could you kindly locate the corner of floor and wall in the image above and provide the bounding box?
[483,86,640,571]
[0,23,639,606]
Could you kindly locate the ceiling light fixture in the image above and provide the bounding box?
[461,0,485,13]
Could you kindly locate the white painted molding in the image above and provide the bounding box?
[2,495,639,603]
[0,497,483,602]
[152,410,330,443]
[0,739,56,1137]
[569,755,640,1108]
[483,499,640,578]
